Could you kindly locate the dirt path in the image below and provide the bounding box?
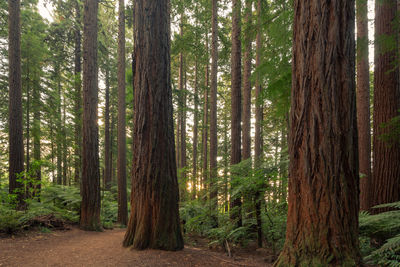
[0,228,270,267]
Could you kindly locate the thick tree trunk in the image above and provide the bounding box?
[80,0,101,231]
[117,0,128,226]
[356,0,371,211]
[74,0,82,186]
[8,0,24,209]
[254,0,263,248]
[230,0,242,227]
[104,64,111,190]
[209,0,218,218]
[275,1,361,266]
[122,0,183,250]
[371,0,400,212]
[192,61,199,200]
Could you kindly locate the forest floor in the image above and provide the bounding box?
[0,226,273,267]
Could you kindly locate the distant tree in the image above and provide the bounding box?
[117,0,128,226]
[123,0,184,250]
[8,0,25,209]
[356,0,371,211]
[80,0,101,231]
[275,0,361,265]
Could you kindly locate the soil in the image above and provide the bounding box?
[0,227,272,267]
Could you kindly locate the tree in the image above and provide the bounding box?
[117,0,128,226]
[370,0,400,212]
[122,0,184,250]
[8,0,25,209]
[242,0,251,162]
[104,59,111,190]
[275,0,361,265]
[356,0,371,211]
[230,0,242,227]
[80,0,101,231]
[209,0,218,219]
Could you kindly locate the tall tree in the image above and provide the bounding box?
[122,0,184,250]
[104,61,111,190]
[74,0,82,185]
[192,60,199,199]
[356,0,371,211]
[8,0,25,208]
[230,0,242,227]
[275,1,361,265]
[371,0,400,211]
[202,33,209,195]
[209,0,218,217]
[80,0,101,231]
[117,0,128,226]
[242,0,251,161]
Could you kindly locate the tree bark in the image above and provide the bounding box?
[32,70,41,198]
[275,1,361,266]
[371,0,400,212]
[209,0,218,218]
[230,0,242,227]
[242,0,251,161]
[192,60,199,200]
[117,0,128,226]
[74,0,82,186]
[122,0,184,250]
[202,33,209,196]
[80,0,101,231]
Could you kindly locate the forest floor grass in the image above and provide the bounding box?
[0,226,271,266]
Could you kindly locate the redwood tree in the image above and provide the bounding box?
[117,0,128,226]
[356,0,371,211]
[230,0,242,227]
[275,1,361,265]
[370,0,400,212]
[122,0,184,250]
[8,0,25,208]
[80,0,101,231]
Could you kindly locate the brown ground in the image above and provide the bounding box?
[0,227,272,267]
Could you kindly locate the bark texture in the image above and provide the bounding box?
[8,0,25,208]
[371,0,400,212]
[117,0,128,226]
[192,61,199,199]
[230,0,242,227]
[356,0,371,211]
[209,0,218,215]
[202,35,209,195]
[80,0,101,231]
[122,0,184,250]
[275,1,361,266]
[104,64,111,190]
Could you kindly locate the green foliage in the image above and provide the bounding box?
[101,188,119,228]
[360,202,400,266]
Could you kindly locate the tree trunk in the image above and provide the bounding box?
[371,0,400,212]
[25,55,30,176]
[275,1,361,266]
[254,0,263,248]
[356,0,371,212]
[192,60,199,200]
[202,33,209,196]
[32,70,41,198]
[74,0,82,186]
[62,92,67,186]
[242,0,251,161]
[122,0,184,250]
[117,0,128,226]
[209,0,218,219]
[179,16,187,200]
[104,63,111,190]
[80,0,101,231]
[56,68,62,185]
[230,0,242,227]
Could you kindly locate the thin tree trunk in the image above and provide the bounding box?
[209,0,218,220]
[123,0,183,250]
[62,92,67,186]
[56,68,62,185]
[202,32,209,196]
[275,1,361,265]
[33,70,41,198]
[104,63,111,190]
[74,0,82,186]
[192,60,199,200]
[230,0,242,227]
[371,0,400,213]
[80,0,101,231]
[117,0,128,226]
[242,0,251,161]
[26,54,30,175]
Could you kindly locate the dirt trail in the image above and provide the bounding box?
[0,228,269,267]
